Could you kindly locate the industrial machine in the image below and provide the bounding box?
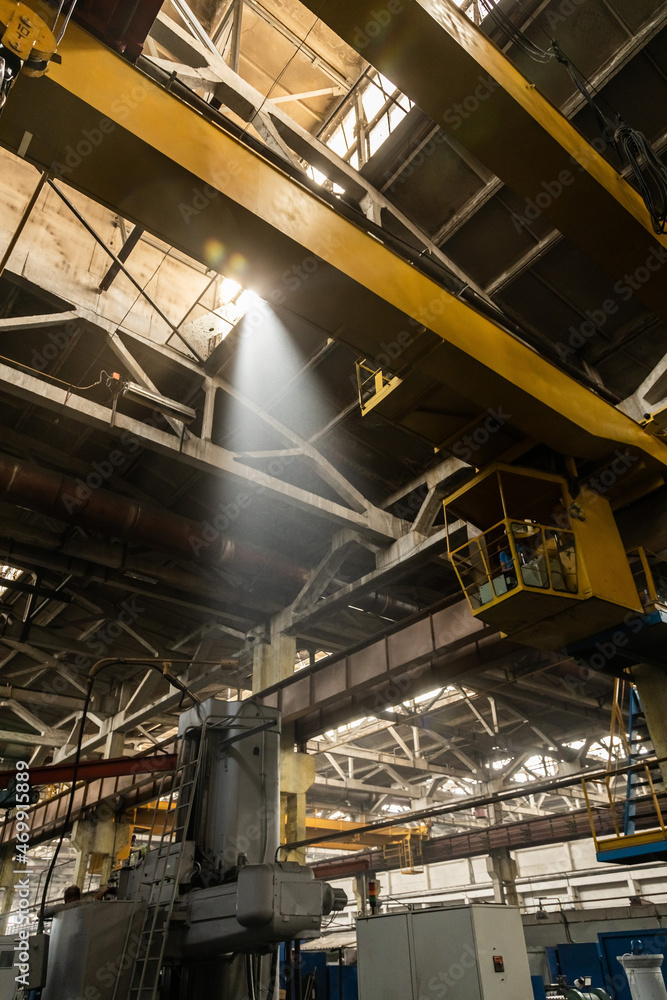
[38,700,346,1000]
[618,952,667,1000]
[356,903,532,1000]
[545,982,611,1000]
[0,935,17,1000]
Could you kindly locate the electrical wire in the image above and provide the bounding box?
[239,0,326,142]
[550,42,619,158]
[277,752,667,856]
[615,124,667,236]
[0,352,112,393]
[51,0,67,33]
[246,953,258,1000]
[479,1,667,230]
[478,0,553,63]
[54,0,80,45]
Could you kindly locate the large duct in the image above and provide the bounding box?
[0,456,419,620]
[0,454,304,586]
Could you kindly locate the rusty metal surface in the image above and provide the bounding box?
[312,794,667,880]
[259,598,529,740]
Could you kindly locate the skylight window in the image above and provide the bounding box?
[0,564,21,597]
[587,736,625,761]
[316,71,414,176]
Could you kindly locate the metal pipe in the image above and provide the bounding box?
[229,0,243,73]
[0,453,304,586]
[0,457,416,616]
[294,939,301,1000]
[280,754,667,854]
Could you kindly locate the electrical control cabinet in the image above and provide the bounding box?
[356,903,532,1000]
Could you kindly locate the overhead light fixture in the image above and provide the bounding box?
[110,374,196,425]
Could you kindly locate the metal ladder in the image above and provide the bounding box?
[623,686,657,836]
[120,733,203,1000]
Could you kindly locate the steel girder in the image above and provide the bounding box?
[0,23,666,474]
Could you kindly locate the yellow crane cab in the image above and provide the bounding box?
[444,464,642,649]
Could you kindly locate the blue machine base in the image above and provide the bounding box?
[596,838,667,865]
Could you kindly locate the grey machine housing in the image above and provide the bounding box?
[40,700,345,1000]
[356,903,533,1000]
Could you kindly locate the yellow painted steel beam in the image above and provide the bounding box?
[1,24,667,477]
[297,0,667,323]
[305,816,415,849]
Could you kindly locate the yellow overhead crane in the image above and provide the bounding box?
[0,6,666,655]
[0,0,665,875]
[297,0,667,323]
[0,17,665,468]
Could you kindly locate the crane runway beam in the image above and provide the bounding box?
[297,0,667,323]
[0,24,666,475]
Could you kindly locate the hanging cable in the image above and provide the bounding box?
[478,0,553,63]
[0,353,112,393]
[550,42,619,157]
[246,953,258,1000]
[551,43,667,229]
[479,2,667,231]
[615,124,667,236]
[54,0,80,45]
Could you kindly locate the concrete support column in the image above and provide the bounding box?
[280,750,315,865]
[252,634,315,863]
[486,848,519,906]
[633,664,667,786]
[252,633,296,694]
[104,730,125,758]
[71,819,94,890]
[71,815,132,890]
[97,815,133,884]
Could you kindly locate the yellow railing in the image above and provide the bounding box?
[582,762,667,853]
[355,358,399,410]
[382,827,427,874]
[580,681,667,855]
[627,547,667,608]
[450,517,578,611]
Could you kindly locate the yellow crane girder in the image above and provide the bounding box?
[0,22,666,483]
[297,0,667,324]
